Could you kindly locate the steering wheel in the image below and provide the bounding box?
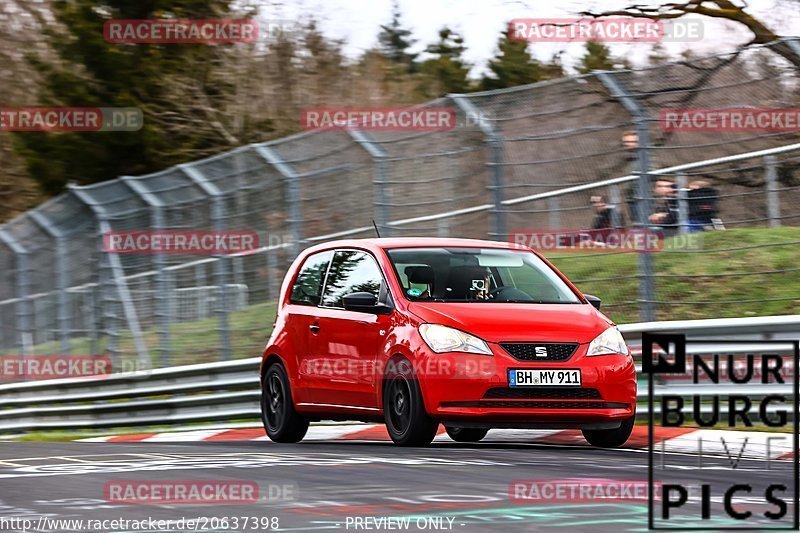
[489,286,534,301]
[489,286,511,298]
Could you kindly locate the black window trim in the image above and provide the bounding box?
[384,246,583,304]
[319,248,393,312]
[288,250,334,307]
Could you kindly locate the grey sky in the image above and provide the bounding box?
[262,0,799,75]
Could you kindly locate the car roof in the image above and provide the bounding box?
[302,237,530,255]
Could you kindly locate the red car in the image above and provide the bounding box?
[260,238,636,447]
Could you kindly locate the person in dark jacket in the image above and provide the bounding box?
[621,130,641,225]
[687,179,720,230]
[590,195,623,230]
[648,180,678,235]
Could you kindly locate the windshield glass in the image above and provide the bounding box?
[386,247,582,304]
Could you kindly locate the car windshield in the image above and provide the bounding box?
[386,247,582,304]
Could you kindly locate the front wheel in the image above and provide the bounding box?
[383,360,438,447]
[445,426,489,443]
[261,362,309,443]
[582,416,634,448]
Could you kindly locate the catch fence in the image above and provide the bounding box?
[1,39,799,372]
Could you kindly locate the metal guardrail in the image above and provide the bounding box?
[1,315,797,434]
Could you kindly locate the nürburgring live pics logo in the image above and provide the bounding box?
[643,333,799,530]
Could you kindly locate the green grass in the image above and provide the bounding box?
[547,227,800,323]
[29,302,278,368]
[27,227,800,363]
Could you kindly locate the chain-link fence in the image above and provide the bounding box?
[1,39,799,375]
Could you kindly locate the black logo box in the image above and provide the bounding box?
[642,333,800,531]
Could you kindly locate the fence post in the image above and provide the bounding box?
[0,230,32,358]
[437,218,449,237]
[676,174,689,234]
[609,185,623,229]
[254,145,304,257]
[265,248,278,301]
[451,94,506,241]
[764,155,781,228]
[233,256,244,286]
[347,128,391,237]
[98,246,120,359]
[179,164,232,360]
[87,281,99,356]
[28,211,71,354]
[548,197,560,230]
[68,185,151,371]
[122,177,171,367]
[597,71,656,322]
[195,263,206,287]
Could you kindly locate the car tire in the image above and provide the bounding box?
[383,359,438,447]
[582,416,635,448]
[445,426,489,443]
[261,362,309,443]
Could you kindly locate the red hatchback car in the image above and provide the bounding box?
[260,238,636,447]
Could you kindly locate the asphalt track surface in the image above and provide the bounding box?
[0,433,795,533]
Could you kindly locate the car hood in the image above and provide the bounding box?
[407,302,613,344]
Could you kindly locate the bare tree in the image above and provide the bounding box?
[0,0,51,221]
[581,0,800,67]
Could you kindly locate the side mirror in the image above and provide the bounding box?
[584,294,601,310]
[342,292,392,315]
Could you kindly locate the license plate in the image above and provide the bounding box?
[508,369,581,387]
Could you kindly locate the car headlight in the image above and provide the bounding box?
[418,324,493,355]
[587,326,629,356]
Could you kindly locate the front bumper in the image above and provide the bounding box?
[415,341,637,427]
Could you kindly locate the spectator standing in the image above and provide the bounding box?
[590,195,623,230]
[648,179,678,235]
[687,179,720,231]
[621,130,641,225]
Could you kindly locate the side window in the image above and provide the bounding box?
[321,251,383,308]
[289,251,333,305]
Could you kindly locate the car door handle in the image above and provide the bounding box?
[309,324,320,333]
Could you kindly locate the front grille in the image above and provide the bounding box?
[501,342,578,362]
[483,387,601,400]
[441,400,629,409]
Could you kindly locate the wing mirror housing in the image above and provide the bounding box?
[584,294,601,310]
[342,292,393,315]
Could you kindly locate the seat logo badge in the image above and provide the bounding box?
[535,346,548,357]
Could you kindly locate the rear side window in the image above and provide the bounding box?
[289,251,333,305]
[321,250,383,308]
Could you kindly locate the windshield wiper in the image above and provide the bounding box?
[490,299,578,304]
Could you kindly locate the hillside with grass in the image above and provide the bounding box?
[552,227,800,323]
[29,227,800,368]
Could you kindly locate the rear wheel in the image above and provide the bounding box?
[445,426,489,443]
[384,360,438,447]
[582,416,634,448]
[261,362,308,443]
